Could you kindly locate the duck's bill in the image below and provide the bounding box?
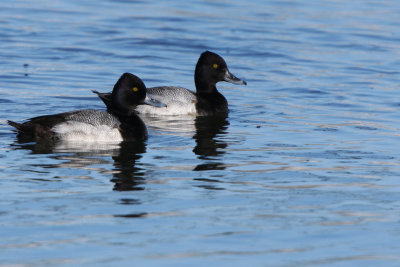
[224,70,247,85]
[143,94,167,108]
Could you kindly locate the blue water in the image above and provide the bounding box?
[1,0,400,266]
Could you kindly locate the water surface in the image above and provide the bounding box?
[1,0,400,266]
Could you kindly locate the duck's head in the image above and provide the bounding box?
[194,51,246,92]
[111,73,166,115]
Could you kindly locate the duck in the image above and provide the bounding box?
[8,73,166,143]
[93,51,246,116]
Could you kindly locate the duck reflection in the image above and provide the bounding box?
[110,141,146,191]
[192,115,229,171]
[10,138,147,191]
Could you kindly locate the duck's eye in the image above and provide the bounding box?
[212,63,218,69]
[132,87,138,92]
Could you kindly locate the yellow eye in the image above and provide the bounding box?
[132,87,138,92]
[212,63,218,69]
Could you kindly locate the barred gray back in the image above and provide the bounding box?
[65,109,121,128]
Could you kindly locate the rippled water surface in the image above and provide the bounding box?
[1,0,400,266]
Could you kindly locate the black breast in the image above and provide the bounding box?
[195,91,228,116]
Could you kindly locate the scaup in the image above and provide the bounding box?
[93,51,246,116]
[8,73,165,142]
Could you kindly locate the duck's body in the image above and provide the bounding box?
[8,73,165,143]
[93,51,246,116]
[136,86,197,115]
[8,109,145,142]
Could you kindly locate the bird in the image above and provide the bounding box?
[8,73,166,143]
[93,51,246,116]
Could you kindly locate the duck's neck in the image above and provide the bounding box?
[194,75,228,115]
[195,79,218,94]
[195,88,228,116]
[114,111,148,141]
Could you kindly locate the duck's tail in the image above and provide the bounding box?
[7,120,23,131]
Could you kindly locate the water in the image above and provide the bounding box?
[1,0,400,266]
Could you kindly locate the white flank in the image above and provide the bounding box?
[52,121,123,142]
[136,86,198,115]
[136,102,197,116]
